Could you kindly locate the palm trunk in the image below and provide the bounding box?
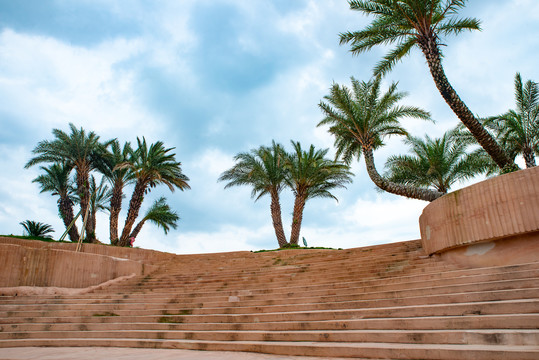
[128,220,146,243]
[270,189,288,248]
[419,37,513,170]
[523,148,536,168]
[119,180,146,247]
[109,178,124,246]
[58,196,79,242]
[363,147,444,202]
[75,166,95,242]
[289,192,306,246]
[90,207,97,242]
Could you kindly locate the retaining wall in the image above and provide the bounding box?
[419,166,539,264]
[0,237,175,263]
[0,237,174,288]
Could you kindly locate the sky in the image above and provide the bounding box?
[0,0,538,255]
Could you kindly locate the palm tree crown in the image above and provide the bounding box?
[20,220,55,239]
[129,197,179,242]
[385,132,489,193]
[339,0,513,169]
[318,76,444,201]
[220,141,288,201]
[285,141,353,202]
[489,73,539,168]
[32,163,74,200]
[340,0,481,76]
[319,76,427,162]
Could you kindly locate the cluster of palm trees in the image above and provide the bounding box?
[319,0,538,199]
[25,124,190,246]
[219,141,353,248]
[222,0,538,248]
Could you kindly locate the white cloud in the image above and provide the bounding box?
[0,30,158,138]
[0,145,63,237]
[136,224,276,255]
[301,196,427,250]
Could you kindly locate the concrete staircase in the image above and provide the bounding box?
[1,240,538,359]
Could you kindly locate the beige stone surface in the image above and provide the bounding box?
[0,244,143,288]
[419,166,539,255]
[0,347,352,360]
[0,273,136,296]
[441,232,539,267]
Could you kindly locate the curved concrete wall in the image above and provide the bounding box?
[0,239,164,288]
[419,166,539,255]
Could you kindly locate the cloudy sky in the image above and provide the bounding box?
[0,0,537,254]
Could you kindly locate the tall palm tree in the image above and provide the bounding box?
[318,76,444,201]
[219,141,289,248]
[25,123,112,242]
[285,141,353,245]
[102,140,134,245]
[117,138,190,247]
[488,73,539,168]
[339,0,514,170]
[128,197,179,242]
[32,163,80,242]
[385,132,490,193]
[20,220,54,239]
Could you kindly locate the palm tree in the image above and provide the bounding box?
[20,220,55,239]
[128,197,179,243]
[88,176,111,241]
[488,73,539,168]
[102,140,134,245]
[318,76,444,201]
[339,0,514,170]
[384,132,490,193]
[285,141,353,245]
[25,123,112,242]
[32,163,80,242]
[117,138,190,247]
[219,141,289,248]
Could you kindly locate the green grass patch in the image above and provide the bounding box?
[158,316,183,324]
[0,234,69,243]
[162,309,192,316]
[254,245,343,253]
[92,312,119,317]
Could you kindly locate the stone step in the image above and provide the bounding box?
[3,288,536,314]
[107,276,539,303]
[4,314,537,332]
[101,268,539,299]
[2,299,537,324]
[147,254,427,281]
[145,254,439,278]
[104,264,539,292]
[0,338,537,359]
[2,276,537,309]
[1,329,538,346]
